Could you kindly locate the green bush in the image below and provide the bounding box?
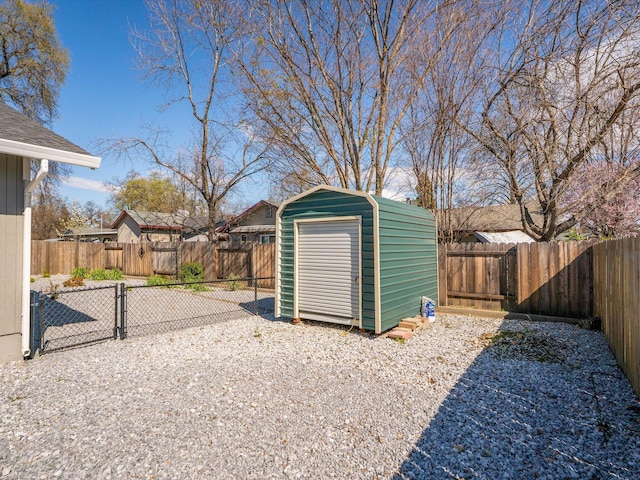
[180,262,204,282]
[42,270,50,278]
[106,268,125,280]
[180,262,208,292]
[146,275,173,287]
[89,268,125,281]
[227,273,241,291]
[187,282,208,292]
[89,269,108,280]
[71,266,89,279]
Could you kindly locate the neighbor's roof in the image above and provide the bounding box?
[112,210,189,230]
[474,230,535,243]
[60,227,118,238]
[111,210,215,232]
[0,102,100,168]
[229,225,276,234]
[216,200,279,233]
[443,204,544,232]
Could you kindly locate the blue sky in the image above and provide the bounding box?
[50,0,271,212]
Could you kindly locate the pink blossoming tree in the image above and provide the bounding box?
[563,161,640,239]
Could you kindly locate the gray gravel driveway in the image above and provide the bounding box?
[1,313,639,479]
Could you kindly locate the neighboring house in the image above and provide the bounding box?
[59,227,118,242]
[216,200,278,246]
[0,102,101,364]
[110,210,213,243]
[441,204,541,243]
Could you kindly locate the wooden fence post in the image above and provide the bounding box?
[437,245,447,306]
[213,246,219,279]
[251,244,256,278]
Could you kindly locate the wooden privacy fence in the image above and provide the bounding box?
[438,240,598,318]
[438,243,518,311]
[31,241,275,288]
[593,236,640,397]
[32,237,640,396]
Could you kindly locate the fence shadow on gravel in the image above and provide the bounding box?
[393,321,640,480]
[33,285,118,354]
[39,298,98,326]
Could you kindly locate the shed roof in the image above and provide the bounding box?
[0,102,100,168]
[278,185,435,220]
[60,227,118,237]
[474,230,535,243]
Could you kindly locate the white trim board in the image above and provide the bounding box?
[0,138,101,168]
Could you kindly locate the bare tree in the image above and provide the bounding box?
[398,0,502,241]
[466,0,640,240]
[105,0,269,238]
[239,0,459,195]
[32,191,68,240]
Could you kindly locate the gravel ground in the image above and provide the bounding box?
[30,275,272,351]
[31,274,149,292]
[1,313,639,479]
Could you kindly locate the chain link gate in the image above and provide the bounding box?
[30,285,120,354]
[29,277,275,355]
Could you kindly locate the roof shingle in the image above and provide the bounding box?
[0,102,92,156]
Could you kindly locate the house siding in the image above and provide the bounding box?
[116,215,182,243]
[278,190,376,330]
[374,195,438,332]
[0,154,25,363]
[145,231,180,242]
[117,216,142,243]
[229,204,277,245]
[238,204,276,227]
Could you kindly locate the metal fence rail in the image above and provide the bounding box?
[30,277,275,355]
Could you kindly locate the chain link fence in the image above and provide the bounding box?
[31,277,275,354]
[123,278,274,338]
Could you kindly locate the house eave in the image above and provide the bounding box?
[141,225,184,232]
[0,138,101,168]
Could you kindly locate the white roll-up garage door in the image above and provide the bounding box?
[296,219,360,324]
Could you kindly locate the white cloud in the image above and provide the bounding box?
[62,176,112,193]
[377,167,415,202]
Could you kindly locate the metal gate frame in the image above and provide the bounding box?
[29,285,119,355]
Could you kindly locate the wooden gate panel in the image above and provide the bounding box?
[218,249,250,279]
[152,243,179,277]
[104,243,123,271]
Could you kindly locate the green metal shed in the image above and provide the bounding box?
[275,185,438,334]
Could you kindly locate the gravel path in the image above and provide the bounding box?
[1,313,639,479]
[31,274,148,292]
